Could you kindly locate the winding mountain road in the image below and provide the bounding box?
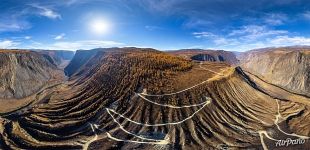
[106,109,169,144]
[257,99,309,150]
[106,98,211,127]
[83,124,98,150]
[137,93,209,108]
[199,61,224,76]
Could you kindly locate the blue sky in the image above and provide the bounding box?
[1,0,310,51]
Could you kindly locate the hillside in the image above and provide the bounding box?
[0,50,65,99]
[0,48,308,149]
[240,47,310,97]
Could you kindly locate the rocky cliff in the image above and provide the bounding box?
[64,49,100,77]
[0,50,64,99]
[240,48,310,97]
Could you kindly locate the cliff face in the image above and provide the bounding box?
[38,50,75,69]
[0,50,64,99]
[64,49,99,77]
[168,49,239,65]
[240,48,310,97]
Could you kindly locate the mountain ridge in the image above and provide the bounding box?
[0,47,309,149]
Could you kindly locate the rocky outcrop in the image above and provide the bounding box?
[0,50,64,99]
[190,53,217,61]
[240,48,310,97]
[168,49,239,65]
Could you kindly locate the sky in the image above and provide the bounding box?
[1,0,310,51]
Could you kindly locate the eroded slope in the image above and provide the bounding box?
[240,48,310,97]
[0,48,309,150]
[0,50,65,99]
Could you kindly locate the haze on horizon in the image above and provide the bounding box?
[1,0,310,51]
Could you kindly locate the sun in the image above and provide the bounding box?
[89,18,111,35]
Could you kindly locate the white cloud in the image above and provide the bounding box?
[190,25,308,51]
[193,25,287,45]
[54,33,66,40]
[65,0,79,6]
[6,39,124,50]
[184,19,212,28]
[30,4,61,19]
[228,25,287,40]
[196,34,310,51]
[269,36,310,45]
[192,32,217,38]
[49,40,125,50]
[0,40,19,49]
[145,25,162,31]
[186,45,204,49]
[0,4,60,33]
[24,36,32,40]
[263,13,287,25]
[0,22,31,32]
[213,37,228,45]
[139,0,180,13]
[302,11,310,20]
[193,31,240,47]
[213,37,240,46]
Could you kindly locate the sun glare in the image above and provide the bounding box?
[89,18,111,35]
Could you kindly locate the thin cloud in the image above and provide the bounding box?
[193,25,288,44]
[49,40,125,50]
[228,25,288,40]
[0,21,31,32]
[302,11,310,20]
[263,13,287,25]
[0,40,19,49]
[54,33,66,40]
[213,37,240,46]
[136,0,297,29]
[270,35,310,45]
[0,3,61,33]
[145,26,162,31]
[24,36,32,40]
[192,32,217,38]
[192,25,291,51]
[30,4,61,19]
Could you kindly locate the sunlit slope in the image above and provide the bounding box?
[0,48,308,150]
[240,48,310,97]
